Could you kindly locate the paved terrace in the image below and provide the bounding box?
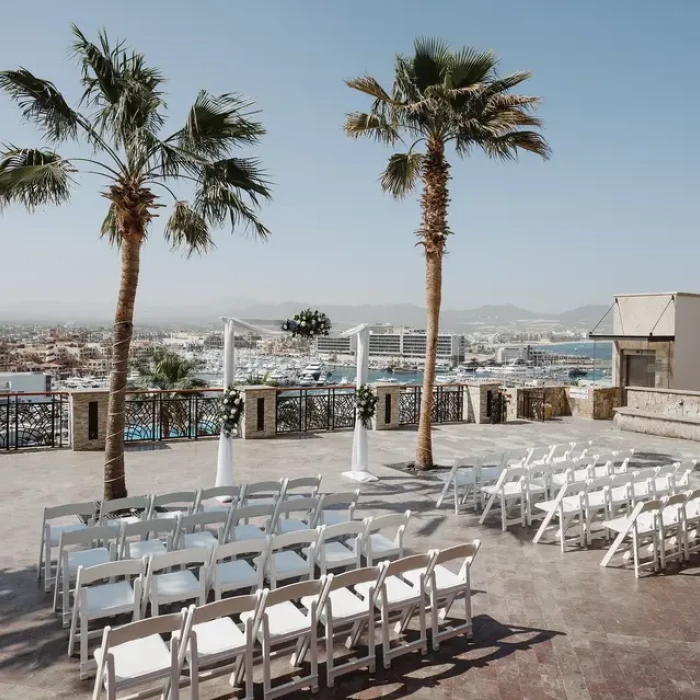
[2,418,700,700]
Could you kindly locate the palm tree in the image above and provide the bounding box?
[138,349,207,439]
[344,38,549,469]
[0,26,271,498]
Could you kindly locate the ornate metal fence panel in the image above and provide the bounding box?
[1,393,70,450]
[433,386,463,423]
[399,387,420,425]
[517,388,546,421]
[276,388,355,434]
[486,389,508,424]
[124,391,225,442]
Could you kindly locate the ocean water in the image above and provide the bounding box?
[538,341,612,360]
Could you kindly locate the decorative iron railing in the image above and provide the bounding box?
[276,386,356,434]
[1,392,70,450]
[399,385,464,426]
[124,389,224,442]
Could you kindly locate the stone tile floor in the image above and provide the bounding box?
[2,418,700,699]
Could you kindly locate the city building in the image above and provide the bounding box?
[590,292,700,390]
[0,371,52,400]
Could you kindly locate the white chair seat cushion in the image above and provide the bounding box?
[437,470,475,486]
[67,547,111,573]
[303,587,369,621]
[246,601,311,639]
[277,518,309,534]
[94,634,171,682]
[85,581,136,615]
[552,470,587,486]
[183,617,247,658]
[182,531,218,549]
[49,522,89,546]
[632,482,652,497]
[603,512,656,534]
[535,497,582,516]
[404,565,464,592]
[217,560,258,590]
[357,575,417,605]
[157,509,189,519]
[270,550,309,578]
[321,511,350,526]
[361,533,399,557]
[481,482,527,497]
[231,524,266,540]
[103,515,142,527]
[153,570,201,600]
[127,540,167,559]
[320,541,356,568]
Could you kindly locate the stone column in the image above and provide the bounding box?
[239,385,278,439]
[462,381,502,424]
[70,389,110,450]
[372,383,402,430]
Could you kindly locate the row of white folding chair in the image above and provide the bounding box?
[90,541,480,700]
[39,485,356,592]
[600,489,700,575]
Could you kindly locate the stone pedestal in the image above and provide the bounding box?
[372,383,402,430]
[239,385,277,439]
[70,389,109,451]
[463,381,502,423]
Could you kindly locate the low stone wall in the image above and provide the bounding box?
[614,387,700,441]
[567,386,621,420]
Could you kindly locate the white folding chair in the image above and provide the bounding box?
[630,468,656,505]
[212,539,268,599]
[524,445,554,467]
[68,559,145,679]
[659,493,687,566]
[406,541,481,650]
[435,457,481,514]
[314,522,365,575]
[273,497,321,534]
[39,501,95,592]
[53,525,122,624]
[551,458,595,488]
[148,491,197,519]
[674,461,696,491]
[177,591,265,700]
[97,495,152,527]
[357,553,431,670]
[194,485,244,513]
[358,511,410,565]
[228,503,277,541]
[480,466,541,530]
[532,482,586,552]
[118,518,178,560]
[174,511,229,550]
[143,548,210,617]
[653,464,677,498]
[582,477,611,544]
[265,530,319,588]
[305,565,387,687]
[317,490,360,526]
[284,475,322,500]
[683,489,700,559]
[549,443,576,463]
[241,578,327,699]
[242,479,287,506]
[92,608,191,700]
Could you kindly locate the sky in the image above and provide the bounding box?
[0,0,698,316]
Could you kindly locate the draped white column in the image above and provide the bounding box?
[215,318,236,489]
[342,324,378,483]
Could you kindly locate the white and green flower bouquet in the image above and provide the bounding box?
[354,384,378,429]
[281,309,331,338]
[219,387,244,437]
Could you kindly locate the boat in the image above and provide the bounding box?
[568,367,588,378]
[302,361,324,380]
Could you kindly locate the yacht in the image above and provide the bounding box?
[302,361,324,380]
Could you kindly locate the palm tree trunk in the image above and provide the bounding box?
[415,139,450,470]
[104,231,143,500]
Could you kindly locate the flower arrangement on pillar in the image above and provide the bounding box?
[281,309,331,338]
[354,384,378,429]
[219,387,244,437]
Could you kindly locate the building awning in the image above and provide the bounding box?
[588,334,674,341]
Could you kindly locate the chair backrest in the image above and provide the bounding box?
[44,501,96,522]
[549,481,586,509]
[503,448,530,467]
[104,608,187,647]
[268,528,320,552]
[178,510,228,532]
[190,589,263,626]
[59,524,122,549]
[195,485,244,510]
[147,547,210,573]
[230,503,276,527]
[386,551,435,578]
[328,564,384,592]
[285,475,322,497]
[434,539,481,565]
[454,456,480,469]
[609,472,633,488]
[365,511,410,537]
[638,499,662,515]
[549,444,574,462]
[244,479,286,501]
[275,496,319,518]
[122,517,178,540]
[525,445,553,466]
[322,520,366,541]
[98,495,152,522]
[264,577,325,608]
[319,490,360,523]
[150,491,197,516]
[214,537,267,562]
[655,464,677,478]
[494,465,527,489]
[613,448,635,463]
[585,476,610,496]
[76,557,146,585]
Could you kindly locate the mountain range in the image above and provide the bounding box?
[0,299,611,330]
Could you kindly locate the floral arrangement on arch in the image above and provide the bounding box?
[219,387,244,437]
[354,384,378,429]
[281,309,331,338]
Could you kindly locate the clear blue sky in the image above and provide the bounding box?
[0,0,697,316]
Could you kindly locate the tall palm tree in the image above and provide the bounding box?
[0,26,271,498]
[344,38,550,469]
[137,349,206,439]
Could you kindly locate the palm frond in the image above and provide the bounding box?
[412,37,451,92]
[0,69,80,142]
[448,47,497,88]
[380,152,423,198]
[478,130,551,161]
[343,112,401,145]
[0,147,74,210]
[164,200,213,256]
[174,91,264,159]
[345,76,392,103]
[200,157,271,204]
[100,202,119,245]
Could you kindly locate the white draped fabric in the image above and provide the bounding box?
[342,324,378,483]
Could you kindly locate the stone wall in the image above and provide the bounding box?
[70,390,109,450]
[462,382,502,424]
[239,385,277,439]
[566,386,621,420]
[373,383,402,430]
